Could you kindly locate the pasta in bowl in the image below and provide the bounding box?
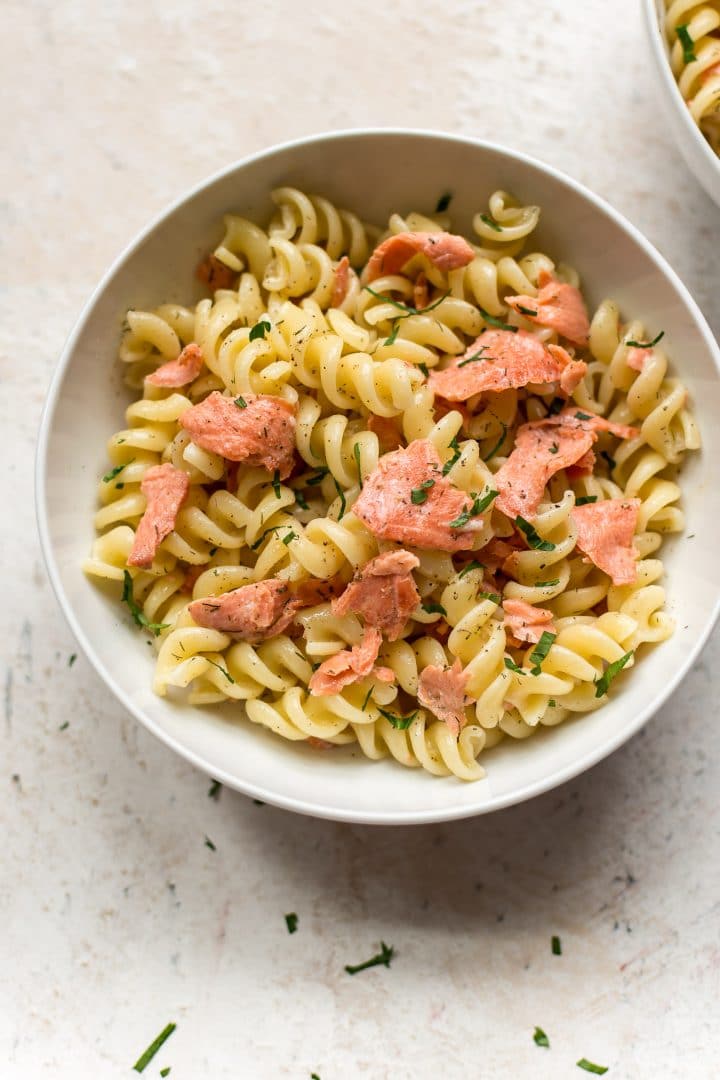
[37,131,720,821]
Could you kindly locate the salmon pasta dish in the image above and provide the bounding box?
[662,0,720,156]
[84,187,700,781]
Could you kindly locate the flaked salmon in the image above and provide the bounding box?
[308,627,395,696]
[146,343,204,388]
[353,439,485,552]
[626,346,651,372]
[181,391,296,478]
[332,549,420,640]
[127,463,190,568]
[428,329,586,401]
[196,253,237,291]
[571,498,640,585]
[331,256,351,307]
[503,598,557,645]
[506,270,590,347]
[367,414,404,452]
[366,231,474,282]
[189,578,299,641]
[418,660,470,736]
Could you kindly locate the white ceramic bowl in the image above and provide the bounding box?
[643,0,720,205]
[36,129,720,824]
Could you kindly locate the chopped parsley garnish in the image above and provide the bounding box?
[479,307,518,333]
[364,286,449,317]
[575,495,598,506]
[205,658,235,684]
[504,657,524,673]
[418,362,429,377]
[249,318,271,341]
[307,467,329,485]
[102,459,133,483]
[160,1070,171,1078]
[626,329,664,349]
[68,653,77,667]
[295,490,309,510]
[208,546,218,556]
[282,530,297,546]
[344,941,394,975]
[533,1026,550,1048]
[422,602,447,617]
[411,478,435,504]
[59,721,69,731]
[459,560,485,578]
[132,1022,177,1073]
[535,578,560,588]
[448,506,472,529]
[479,212,502,232]
[385,321,401,346]
[483,422,508,462]
[353,442,363,487]
[676,23,696,64]
[311,1074,321,1080]
[361,686,373,711]
[548,698,557,707]
[515,517,556,551]
[442,435,462,475]
[517,304,538,317]
[234,395,247,408]
[594,650,633,697]
[529,631,556,675]
[204,836,216,851]
[285,912,298,934]
[272,470,281,499]
[250,525,296,550]
[549,443,559,454]
[121,572,170,637]
[457,344,492,368]
[600,450,616,471]
[551,934,562,955]
[575,411,593,421]
[377,707,418,729]
[435,192,452,212]
[479,591,502,604]
[576,1060,608,1075]
[547,396,565,416]
[448,489,496,529]
[115,482,125,490]
[333,477,346,520]
[208,779,221,800]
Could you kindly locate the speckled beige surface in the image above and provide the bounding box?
[3,1,720,1076]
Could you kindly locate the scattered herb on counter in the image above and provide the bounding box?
[422,602,447,617]
[551,934,562,955]
[311,1073,321,1080]
[529,631,556,675]
[59,721,69,731]
[68,653,77,668]
[132,1022,177,1073]
[344,941,394,975]
[479,307,518,332]
[577,1059,608,1075]
[575,495,598,506]
[204,836,216,851]
[474,489,499,513]
[234,395,247,409]
[516,517,556,551]
[285,912,299,934]
[411,478,435,504]
[205,658,235,684]
[676,23,696,64]
[160,1069,171,1078]
[253,799,265,806]
[377,707,417,730]
[626,330,664,349]
[594,651,633,697]
[533,1026,550,1048]
[353,442,363,487]
[479,212,502,232]
[208,779,221,800]
[435,192,453,212]
[122,572,170,637]
[249,318,271,341]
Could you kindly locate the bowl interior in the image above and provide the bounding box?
[38,130,720,822]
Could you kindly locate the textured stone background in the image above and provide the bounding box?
[2,1,719,1076]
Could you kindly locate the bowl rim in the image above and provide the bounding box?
[642,0,720,181]
[35,127,720,824]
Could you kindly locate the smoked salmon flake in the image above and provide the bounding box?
[353,439,485,552]
[503,598,557,645]
[366,231,474,282]
[188,579,300,641]
[197,253,237,291]
[332,549,420,641]
[146,343,204,387]
[180,391,297,478]
[127,463,189,569]
[367,414,404,452]
[506,270,590,347]
[331,255,351,307]
[308,627,395,696]
[571,498,640,585]
[418,659,471,736]
[428,329,587,401]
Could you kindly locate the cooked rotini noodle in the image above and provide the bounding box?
[85,186,699,781]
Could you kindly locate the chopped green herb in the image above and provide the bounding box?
[504,656,524,673]
[285,912,298,934]
[594,650,633,697]
[282,530,297,546]
[333,477,346,520]
[547,396,565,416]
[535,579,560,588]
[377,707,418,730]
[295,490,310,510]
[448,506,471,529]
[253,799,265,806]
[361,686,373,711]
[548,698,557,708]
[68,653,77,668]
[122,572,170,637]
[208,546,218,556]
[457,345,492,368]
[575,495,598,506]
[418,362,429,377]
[344,941,394,975]
[234,395,247,409]
[208,779,221,800]
[422,602,447,617]
[479,307,518,332]
[479,591,502,604]
[411,478,435,504]
[479,212,502,232]
[626,330,664,349]
[533,1026,550,1048]
[475,489,499,513]
[132,1022,177,1073]
[459,560,485,578]
[515,517,556,551]
[311,1074,321,1080]
[102,459,134,483]
[272,470,281,499]
[385,320,401,346]
[517,304,538,317]
[353,442,363,487]
[577,1059,608,1075]
[59,721,69,731]
[115,482,125,490]
[435,192,452,212]
[204,836,216,851]
[160,1070,171,1078]
[549,443,559,454]
[364,286,449,318]
[575,411,593,421]
[600,450,616,471]
[249,318,271,341]
[442,435,462,475]
[250,525,295,550]
[529,631,556,675]
[205,658,235,684]
[483,422,508,462]
[676,23,696,64]
[551,934,562,955]
[307,467,329,485]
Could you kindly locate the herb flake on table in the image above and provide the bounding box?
[594,650,633,697]
[160,1070,171,1078]
[68,653,77,667]
[204,836,216,851]
[577,1059,608,1075]
[122,572,170,637]
[208,779,221,800]
[344,941,394,975]
[285,912,299,934]
[132,1022,177,1073]
[59,721,69,731]
[533,1026,550,1048]
[551,934,562,955]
